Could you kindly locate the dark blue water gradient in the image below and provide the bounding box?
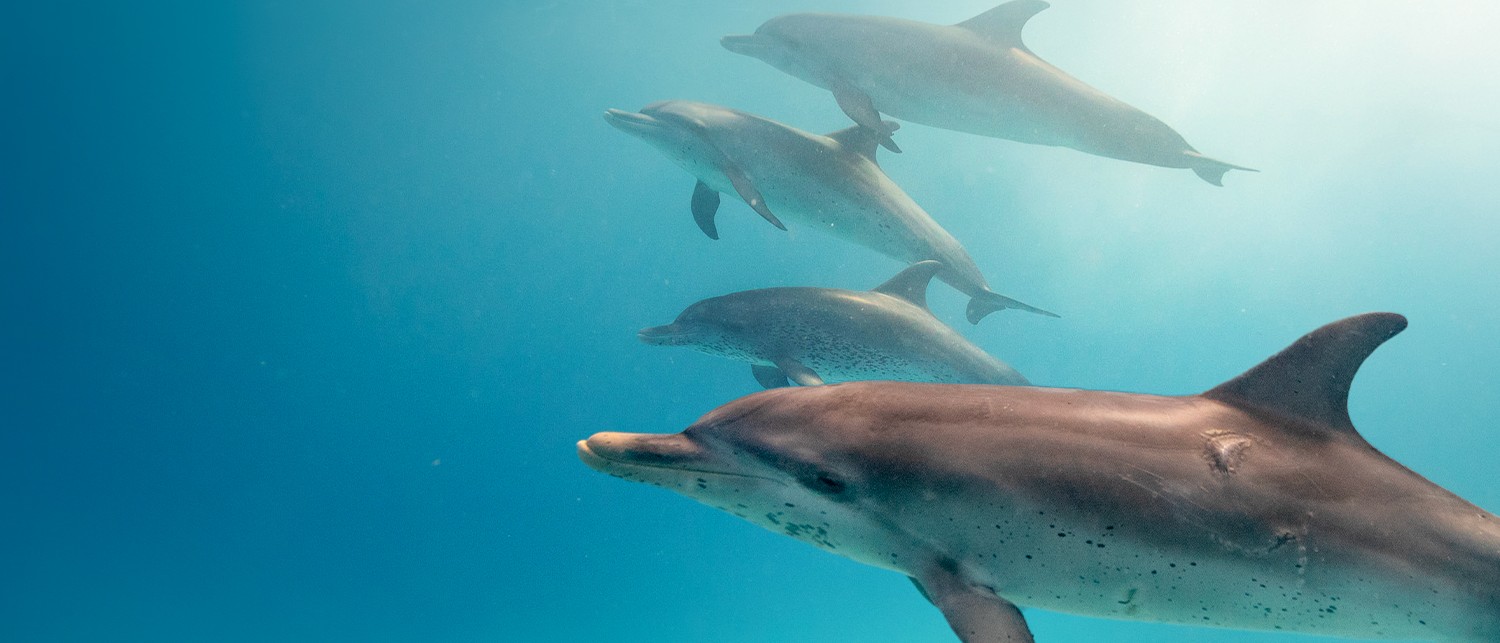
[5,2,1497,641]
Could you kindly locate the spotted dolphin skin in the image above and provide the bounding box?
[640,261,1029,389]
[603,100,1054,323]
[722,1,1256,185]
[581,313,1500,642]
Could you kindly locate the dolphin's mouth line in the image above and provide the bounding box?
[720,34,778,55]
[637,327,695,346]
[603,109,667,135]
[578,440,784,485]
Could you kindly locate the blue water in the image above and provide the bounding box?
[6,1,1497,641]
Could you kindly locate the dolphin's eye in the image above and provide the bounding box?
[810,474,846,495]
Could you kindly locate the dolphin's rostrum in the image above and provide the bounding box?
[604,100,1054,323]
[640,261,1029,388]
[723,1,1256,185]
[582,313,1500,641]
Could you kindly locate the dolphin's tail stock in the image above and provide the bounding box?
[1184,151,1258,186]
[966,289,1059,324]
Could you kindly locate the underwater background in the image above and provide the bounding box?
[7,1,1499,641]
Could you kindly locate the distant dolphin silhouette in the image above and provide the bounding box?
[582,313,1500,641]
[722,1,1255,185]
[640,261,1029,388]
[604,100,1054,323]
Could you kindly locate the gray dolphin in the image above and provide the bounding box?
[640,261,1029,388]
[603,100,1054,323]
[722,1,1256,185]
[581,313,1500,641]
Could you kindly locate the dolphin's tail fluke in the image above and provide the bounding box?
[966,290,1059,324]
[1185,151,1258,186]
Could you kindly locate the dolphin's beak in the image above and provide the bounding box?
[637,324,693,346]
[578,432,713,476]
[603,108,662,137]
[720,34,775,57]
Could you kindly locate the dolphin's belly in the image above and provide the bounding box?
[751,164,960,267]
[943,507,1474,640]
[693,119,980,275]
[865,82,1072,147]
[690,163,736,195]
[799,351,1022,386]
[753,324,992,385]
[788,347,975,385]
[801,356,969,385]
[689,156,924,254]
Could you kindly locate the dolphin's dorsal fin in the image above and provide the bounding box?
[827,121,901,167]
[1202,313,1407,436]
[956,1,1050,50]
[872,260,943,310]
[830,84,902,153]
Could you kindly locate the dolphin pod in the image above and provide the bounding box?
[583,314,1500,642]
[605,100,1054,323]
[722,1,1256,185]
[639,261,1029,388]
[578,2,1489,642]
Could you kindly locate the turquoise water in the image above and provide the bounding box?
[6,1,1498,641]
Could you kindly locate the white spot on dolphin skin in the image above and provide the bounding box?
[1202,430,1255,475]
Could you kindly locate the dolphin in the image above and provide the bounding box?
[603,100,1055,323]
[640,261,1029,389]
[722,1,1256,185]
[580,313,1500,641]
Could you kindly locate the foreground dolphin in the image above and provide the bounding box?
[640,261,1029,388]
[581,313,1500,641]
[604,100,1054,323]
[722,1,1256,185]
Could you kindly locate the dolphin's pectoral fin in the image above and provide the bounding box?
[872,260,943,310]
[1202,312,1407,437]
[1183,151,1258,186]
[751,364,790,389]
[913,567,1034,643]
[773,357,824,386]
[721,164,786,231]
[691,181,722,239]
[827,121,901,167]
[956,0,1050,52]
[831,83,901,153]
